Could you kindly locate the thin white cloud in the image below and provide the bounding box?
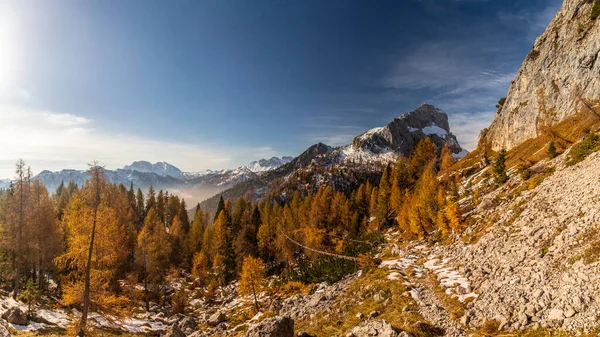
[0,106,276,178]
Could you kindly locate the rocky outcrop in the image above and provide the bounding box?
[484,0,600,150]
[352,104,464,156]
[244,316,294,337]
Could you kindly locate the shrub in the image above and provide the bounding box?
[171,288,188,315]
[547,141,557,159]
[496,97,507,111]
[277,281,311,297]
[527,49,540,61]
[19,279,40,317]
[567,133,600,166]
[592,0,600,20]
[517,160,533,181]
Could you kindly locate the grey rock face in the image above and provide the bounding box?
[244,316,294,337]
[484,0,600,150]
[2,307,28,326]
[352,104,464,156]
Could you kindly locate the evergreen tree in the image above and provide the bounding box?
[493,149,509,185]
[547,141,557,159]
[146,186,156,214]
[178,198,190,232]
[135,188,145,229]
[156,190,166,224]
[214,196,225,221]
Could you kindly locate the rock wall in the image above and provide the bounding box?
[484,0,600,151]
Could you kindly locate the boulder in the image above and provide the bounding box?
[350,319,400,337]
[208,311,226,327]
[177,316,196,334]
[244,316,294,337]
[2,307,28,325]
[162,323,185,337]
[0,320,10,337]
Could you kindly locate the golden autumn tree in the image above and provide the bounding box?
[191,252,210,285]
[375,166,392,228]
[136,208,171,311]
[440,141,455,173]
[398,164,440,238]
[55,164,128,337]
[238,256,266,313]
[12,159,31,299]
[30,180,63,289]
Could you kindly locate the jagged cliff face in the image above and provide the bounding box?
[484,0,600,151]
[352,103,464,156]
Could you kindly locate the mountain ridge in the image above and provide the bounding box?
[199,103,466,214]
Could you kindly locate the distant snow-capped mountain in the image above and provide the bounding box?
[2,156,292,205]
[123,161,185,179]
[245,156,294,173]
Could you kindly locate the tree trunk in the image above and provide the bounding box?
[13,163,25,299]
[251,280,259,313]
[77,169,101,337]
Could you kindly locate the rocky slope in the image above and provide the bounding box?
[442,149,600,332]
[483,0,600,151]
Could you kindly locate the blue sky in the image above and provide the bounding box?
[0,0,562,177]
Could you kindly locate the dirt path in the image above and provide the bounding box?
[378,240,472,336]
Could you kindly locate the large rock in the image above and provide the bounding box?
[208,311,226,327]
[349,319,400,337]
[352,104,464,156]
[162,324,185,337]
[177,316,196,334]
[244,316,294,337]
[2,306,28,325]
[483,0,600,150]
[0,319,10,337]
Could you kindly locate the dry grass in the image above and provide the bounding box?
[452,108,600,178]
[471,326,600,337]
[294,268,435,336]
[424,274,465,321]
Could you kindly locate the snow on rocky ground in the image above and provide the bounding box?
[0,295,168,334]
[375,239,469,337]
[0,296,69,331]
[423,257,478,303]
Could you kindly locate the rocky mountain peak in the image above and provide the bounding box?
[351,103,464,157]
[245,156,294,173]
[123,161,184,179]
[483,0,600,151]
